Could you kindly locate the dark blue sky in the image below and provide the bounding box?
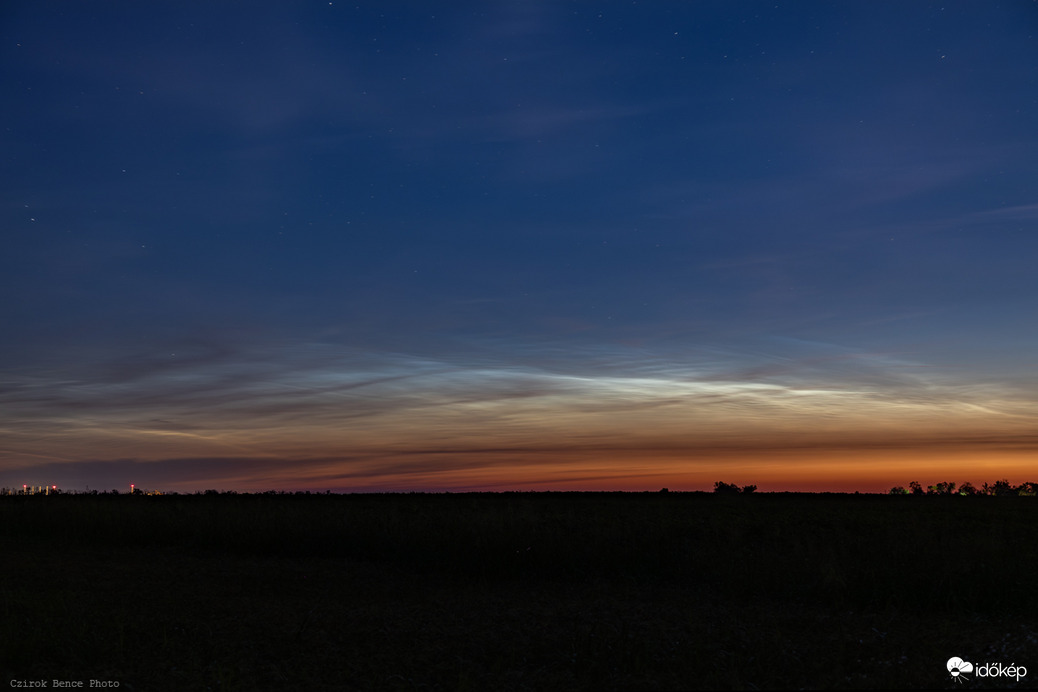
[3,2,1037,492]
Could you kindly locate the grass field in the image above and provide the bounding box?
[1,492,1035,690]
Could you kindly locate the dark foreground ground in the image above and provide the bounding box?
[1,492,1035,690]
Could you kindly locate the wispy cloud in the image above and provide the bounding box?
[971,202,1038,221]
[4,334,1037,490]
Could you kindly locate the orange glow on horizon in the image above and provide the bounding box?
[113,445,1035,495]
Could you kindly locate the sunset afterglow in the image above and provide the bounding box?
[3,2,1037,493]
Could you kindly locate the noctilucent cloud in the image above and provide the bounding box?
[3,2,1037,492]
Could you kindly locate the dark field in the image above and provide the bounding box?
[1,492,1035,690]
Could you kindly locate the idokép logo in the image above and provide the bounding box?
[947,656,1027,684]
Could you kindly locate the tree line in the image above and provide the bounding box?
[708,480,1038,495]
[888,479,1037,496]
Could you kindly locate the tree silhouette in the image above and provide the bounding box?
[986,479,1013,496]
[890,479,1034,497]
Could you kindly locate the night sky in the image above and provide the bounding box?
[3,2,1037,493]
